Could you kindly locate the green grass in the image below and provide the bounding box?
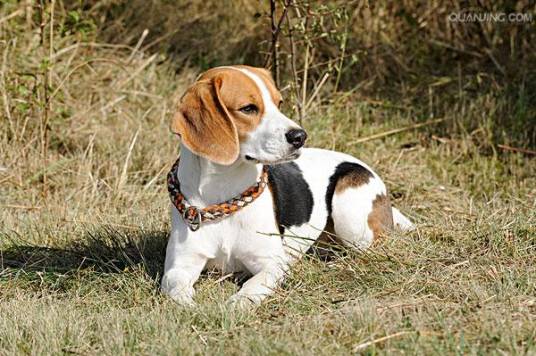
[1,1,535,354]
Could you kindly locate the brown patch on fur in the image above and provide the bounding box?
[317,217,338,245]
[312,217,343,261]
[367,194,394,241]
[334,168,372,193]
[217,70,264,141]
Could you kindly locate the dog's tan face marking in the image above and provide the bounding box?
[202,68,266,141]
[194,66,284,141]
[367,194,394,240]
[237,66,283,108]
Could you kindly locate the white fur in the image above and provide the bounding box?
[161,69,414,308]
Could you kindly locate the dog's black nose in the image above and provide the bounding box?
[285,129,307,149]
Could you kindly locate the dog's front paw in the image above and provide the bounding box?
[161,286,197,307]
[161,276,196,307]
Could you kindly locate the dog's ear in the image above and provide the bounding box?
[171,76,239,165]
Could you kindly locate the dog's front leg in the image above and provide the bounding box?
[161,252,206,307]
[227,262,287,308]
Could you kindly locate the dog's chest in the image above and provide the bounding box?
[199,191,286,274]
[204,246,241,273]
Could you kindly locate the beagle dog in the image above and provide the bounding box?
[161,65,414,307]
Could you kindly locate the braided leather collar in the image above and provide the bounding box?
[167,157,269,231]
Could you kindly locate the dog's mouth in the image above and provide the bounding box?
[245,151,301,165]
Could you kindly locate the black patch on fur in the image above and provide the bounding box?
[325,161,373,214]
[266,162,314,234]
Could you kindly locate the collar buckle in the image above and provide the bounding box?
[182,207,202,232]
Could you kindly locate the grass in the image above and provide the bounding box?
[1,1,535,354]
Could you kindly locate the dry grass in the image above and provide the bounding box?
[83,0,536,147]
[1,1,535,354]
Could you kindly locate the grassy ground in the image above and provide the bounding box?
[1,2,535,355]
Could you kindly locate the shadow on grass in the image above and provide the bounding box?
[0,227,168,281]
[0,226,352,293]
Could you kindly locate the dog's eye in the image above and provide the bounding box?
[239,104,258,115]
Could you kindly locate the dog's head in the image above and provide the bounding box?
[171,65,307,165]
